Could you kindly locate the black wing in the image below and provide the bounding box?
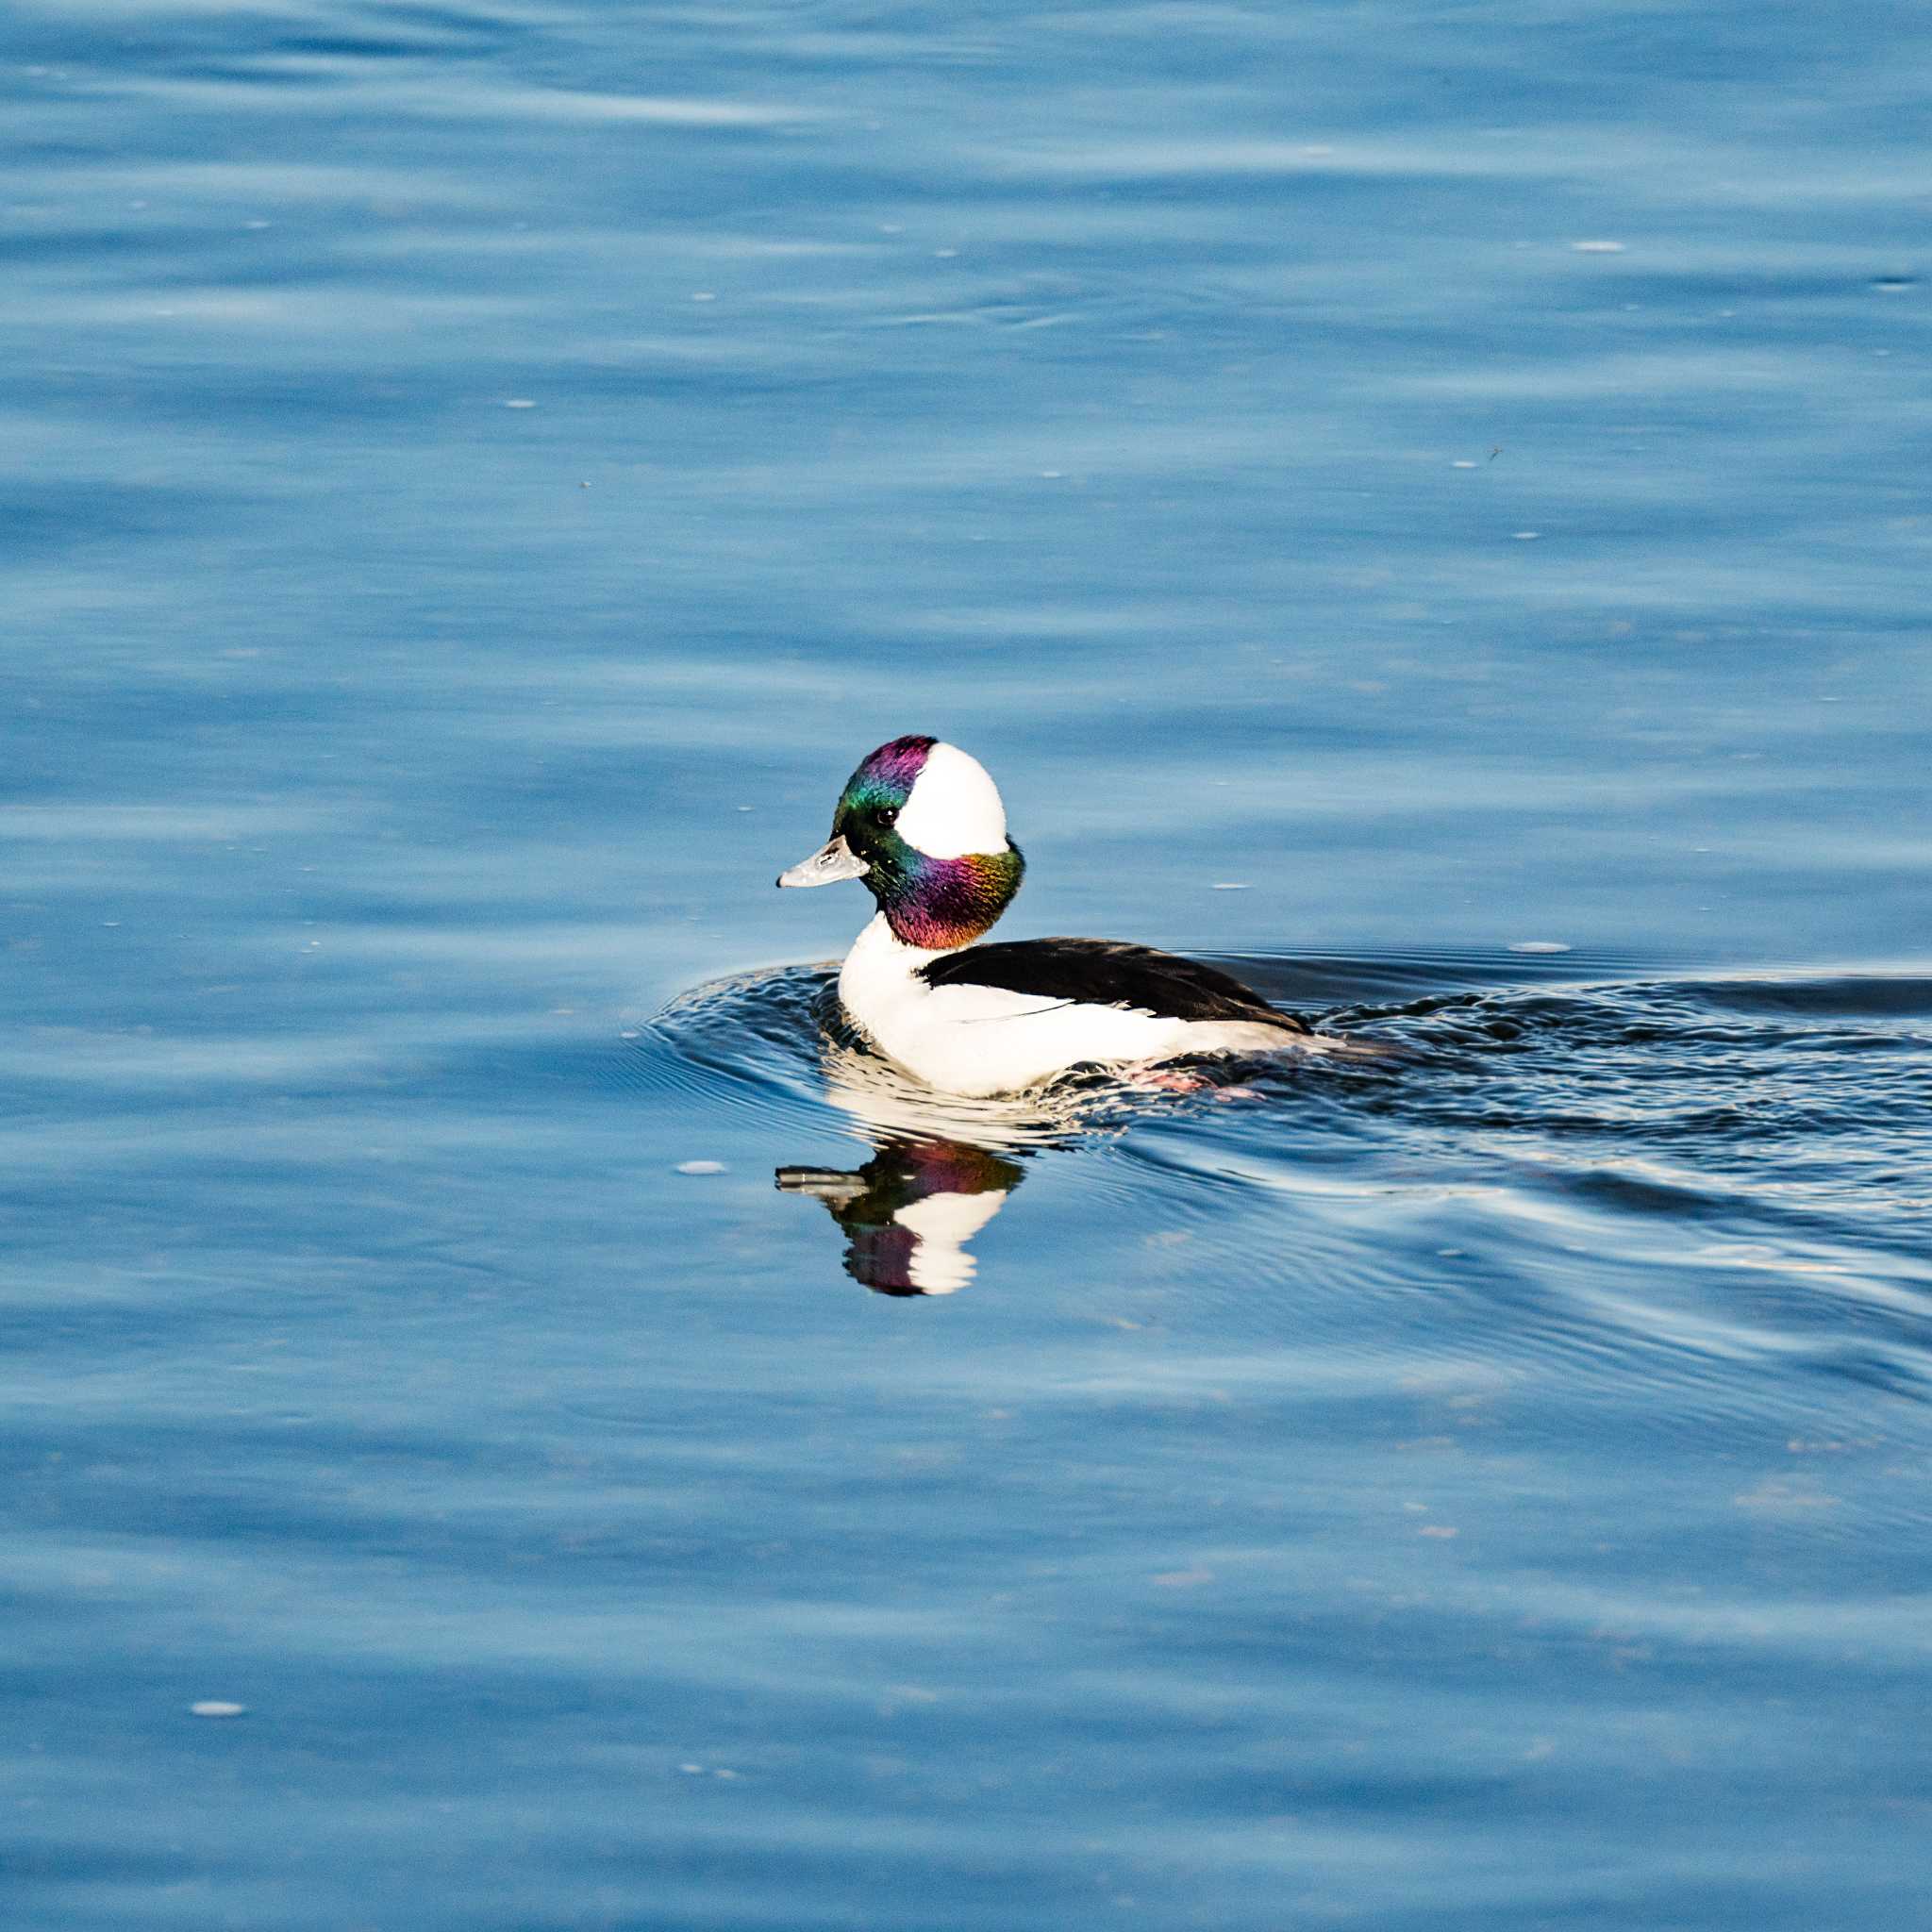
[920,938,1310,1034]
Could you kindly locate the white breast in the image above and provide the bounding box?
[837,914,1307,1097]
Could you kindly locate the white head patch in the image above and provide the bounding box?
[894,742,1009,859]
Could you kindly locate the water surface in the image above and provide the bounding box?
[6,2,1931,1926]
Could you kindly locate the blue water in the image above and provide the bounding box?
[7,3,1931,1925]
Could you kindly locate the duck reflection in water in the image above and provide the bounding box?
[775,1037,1112,1297]
[774,1028,1297,1295]
[777,1139,1024,1296]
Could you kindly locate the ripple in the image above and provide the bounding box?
[634,962,1148,1153]
[644,953,1932,1401]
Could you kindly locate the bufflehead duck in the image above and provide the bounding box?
[777,735,1319,1096]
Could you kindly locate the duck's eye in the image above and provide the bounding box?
[876,806,899,829]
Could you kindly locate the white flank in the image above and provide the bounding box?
[838,914,1313,1098]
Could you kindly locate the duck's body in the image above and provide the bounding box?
[838,913,1307,1097]
[779,736,1318,1099]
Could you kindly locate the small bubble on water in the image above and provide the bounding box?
[675,1160,726,1175]
[1451,459,1477,469]
[1571,239,1625,253]
[1511,530,1541,541]
[190,1701,246,1719]
[502,398,536,408]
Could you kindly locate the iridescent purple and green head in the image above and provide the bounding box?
[777,735,1024,949]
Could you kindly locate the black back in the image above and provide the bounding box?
[919,938,1311,1034]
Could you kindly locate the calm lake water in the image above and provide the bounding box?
[7,2,1931,1926]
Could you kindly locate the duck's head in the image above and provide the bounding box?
[777,735,1024,950]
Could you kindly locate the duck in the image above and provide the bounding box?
[777,735,1323,1097]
